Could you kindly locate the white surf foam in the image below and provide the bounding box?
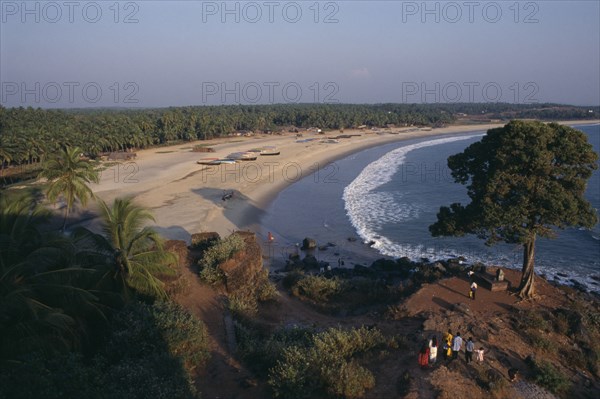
[343,133,484,259]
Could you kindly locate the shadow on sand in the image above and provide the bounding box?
[192,187,266,230]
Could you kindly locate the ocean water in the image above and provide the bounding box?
[261,124,600,291]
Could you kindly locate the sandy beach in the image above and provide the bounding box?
[89,120,599,242]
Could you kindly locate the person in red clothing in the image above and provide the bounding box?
[418,341,430,369]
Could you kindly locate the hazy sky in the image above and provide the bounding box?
[1,0,599,107]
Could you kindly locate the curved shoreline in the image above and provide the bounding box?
[87,120,599,242]
[261,122,600,292]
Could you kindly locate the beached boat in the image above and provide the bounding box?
[259,146,280,156]
[227,152,258,161]
[197,158,219,165]
[320,139,339,143]
[197,158,237,165]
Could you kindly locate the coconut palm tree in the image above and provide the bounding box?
[39,146,99,231]
[89,197,177,299]
[0,192,106,361]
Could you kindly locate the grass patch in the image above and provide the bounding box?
[531,361,571,395]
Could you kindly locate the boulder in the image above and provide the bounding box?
[302,254,319,268]
[301,237,317,250]
[433,262,447,273]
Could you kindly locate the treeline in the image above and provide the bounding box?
[1,103,596,169]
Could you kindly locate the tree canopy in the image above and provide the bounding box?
[430,120,598,298]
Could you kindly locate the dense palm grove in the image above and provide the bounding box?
[0,147,206,398]
[1,103,596,171]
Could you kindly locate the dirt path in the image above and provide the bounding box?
[174,262,266,399]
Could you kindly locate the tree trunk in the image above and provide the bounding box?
[518,235,536,299]
[62,205,69,232]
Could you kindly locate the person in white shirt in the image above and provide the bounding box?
[470,281,478,300]
[428,335,438,364]
[452,332,463,360]
[465,337,474,364]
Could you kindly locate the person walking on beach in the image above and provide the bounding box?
[470,281,478,300]
[429,336,438,364]
[452,332,463,360]
[442,330,453,360]
[465,337,474,364]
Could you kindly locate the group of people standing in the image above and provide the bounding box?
[418,329,485,369]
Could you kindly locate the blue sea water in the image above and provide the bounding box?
[261,124,600,291]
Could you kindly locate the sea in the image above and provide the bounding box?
[260,124,600,292]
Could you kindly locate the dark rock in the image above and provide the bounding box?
[453,302,471,314]
[398,257,412,266]
[347,237,357,242]
[371,258,397,272]
[302,255,319,268]
[353,265,375,276]
[318,245,328,251]
[433,262,447,273]
[367,240,376,247]
[301,237,317,250]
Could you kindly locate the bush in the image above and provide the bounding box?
[292,275,346,303]
[236,324,313,376]
[283,269,305,289]
[529,332,554,352]
[532,361,571,394]
[227,268,277,317]
[0,301,208,399]
[268,326,388,398]
[198,234,244,284]
[517,309,551,332]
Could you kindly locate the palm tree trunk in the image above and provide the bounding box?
[62,205,69,232]
[518,235,536,299]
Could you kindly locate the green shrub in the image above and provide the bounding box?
[529,332,554,352]
[292,275,346,303]
[228,290,259,316]
[199,234,245,284]
[0,301,207,399]
[236,324,313,376]
[532,361,571,394]
[227,268,277,317]
[325,360,375,398]
[518,309,551,332]
[268,326,388,398]
[283,269,305,289]
[151,301,211,372]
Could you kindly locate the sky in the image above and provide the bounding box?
[0,0,599,108]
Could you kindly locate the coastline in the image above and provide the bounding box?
[88,119,599,242]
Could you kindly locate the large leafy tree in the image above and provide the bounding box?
[88,197,176,299]
[39,146,99,231]
[430,121,598,298]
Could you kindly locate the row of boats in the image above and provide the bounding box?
[197,146,280,165]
